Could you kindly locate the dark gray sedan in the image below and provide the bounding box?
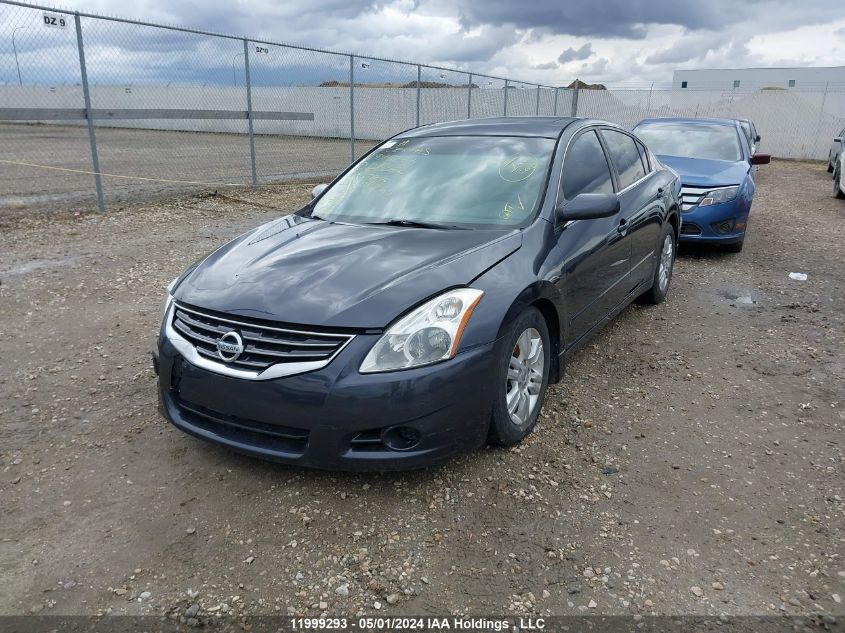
[154,117,681,470]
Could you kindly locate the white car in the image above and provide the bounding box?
[835,152,845,199]
[829,125,845,174]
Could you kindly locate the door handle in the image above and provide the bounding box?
[655,186,665,198]
[617,217,628,234]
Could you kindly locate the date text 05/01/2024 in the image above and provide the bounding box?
[290,617,547,631]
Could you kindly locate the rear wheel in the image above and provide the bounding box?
[828,154,835,173]
[488,308,550,446]
[641,223,675,304]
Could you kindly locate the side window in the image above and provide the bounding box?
[601,130,646,190]
[561,131,614,200]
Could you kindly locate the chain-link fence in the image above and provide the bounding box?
[2,0,844,213]
[575,86,845,161]
[0,0,569,212]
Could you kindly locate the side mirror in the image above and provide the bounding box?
[751,153,771,165]
[556,193,620,223]
[311,183,328,199]
[754,134,761,143]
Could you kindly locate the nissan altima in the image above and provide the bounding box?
[154,117,681,470]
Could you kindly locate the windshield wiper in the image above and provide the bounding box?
[365,219,466,230]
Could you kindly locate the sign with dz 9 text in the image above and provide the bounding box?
[42,13,67,29]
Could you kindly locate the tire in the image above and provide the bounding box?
[828,155,834,173]
[723,238,745,253]
[640,223,676,304]
[488,307,551,447]
[835,166,845,199]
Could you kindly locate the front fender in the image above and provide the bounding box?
[460,265,565,382]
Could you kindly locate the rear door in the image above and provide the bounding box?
[599,128,662,290]
[554,129,628,343]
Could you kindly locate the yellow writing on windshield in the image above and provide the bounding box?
[499,155,538,182]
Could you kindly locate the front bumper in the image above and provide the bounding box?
[679,199,749,244]
[154,331,496,471]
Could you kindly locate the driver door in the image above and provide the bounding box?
[554,129,631,344]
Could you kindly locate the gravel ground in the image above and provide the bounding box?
[0,160,843,622]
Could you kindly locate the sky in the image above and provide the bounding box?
[5,0,845,87]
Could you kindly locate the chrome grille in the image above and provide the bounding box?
[680,185,712,211]
[171,302,354,373]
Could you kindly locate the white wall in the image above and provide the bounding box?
[3,84,843,159]
[573,87,845,159]
[0,84,568,141]
[672,67,845,91]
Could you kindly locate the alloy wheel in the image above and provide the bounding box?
[505,327,545,426]
[658,234,674,292]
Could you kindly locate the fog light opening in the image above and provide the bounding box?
[712,219,737,235]
[381,426,421,451]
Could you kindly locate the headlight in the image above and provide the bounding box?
[360,288,484,373]
[699,186,739,207]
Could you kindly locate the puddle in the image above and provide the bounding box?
[717,287,766,307]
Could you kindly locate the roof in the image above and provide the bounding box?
[674,65,845,73]
[402,116,578,139]
[636,117,739,127]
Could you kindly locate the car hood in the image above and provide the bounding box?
[174,215,522,329]
[656,155,749,187]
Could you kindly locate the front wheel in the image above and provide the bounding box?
[488,308,550,446]
[640,224,675,304]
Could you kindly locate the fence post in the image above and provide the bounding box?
[503,80,509,116]
[349,56,355,162]
[813,82,830,160]
[467,73,472,119]
[535,84,540,115]
[243,39,257,187]
[74,13,105,212]
[570,88,579,117]
[553,87,558,116]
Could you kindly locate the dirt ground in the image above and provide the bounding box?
[0,160,843,621]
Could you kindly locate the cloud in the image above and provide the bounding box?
[451,0,838,39]
[558,43,593,63]
[645,32,731,65]
[455,0,730,38]
[579,57,609,76]
[3,0,841,89]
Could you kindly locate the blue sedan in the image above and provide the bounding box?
[633,117,770,252]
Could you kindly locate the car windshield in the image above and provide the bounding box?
[634,122,742,162]
[311,136,556,228]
